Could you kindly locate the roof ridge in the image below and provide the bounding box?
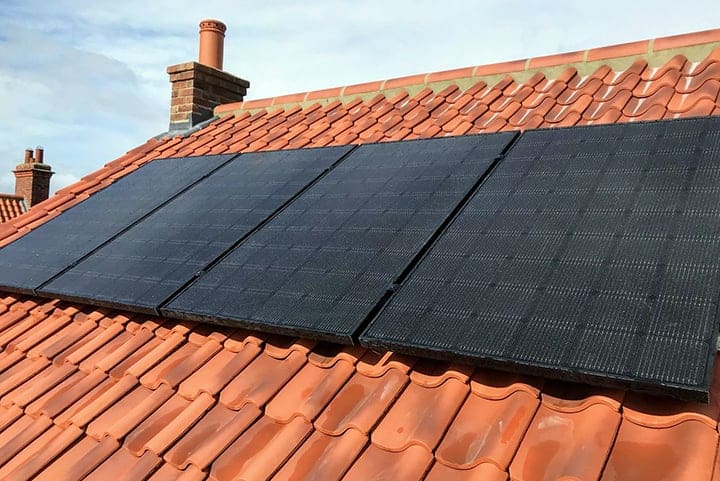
[216,28,720,116]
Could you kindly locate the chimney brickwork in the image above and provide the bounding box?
[14,148,53,208]
[167,20,249,132]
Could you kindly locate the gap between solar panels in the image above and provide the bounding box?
[360,116,720,402]
[0,154,238,295]
[161,132,518,341]
[38,145,357,312]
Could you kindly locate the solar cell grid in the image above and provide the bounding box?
[0,155,233,294]
[164,132,516,341]
[39,146,353,311]
[362,117,720,400]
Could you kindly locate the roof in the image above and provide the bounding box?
[0,195,26,224]
[0,294,719,481]
[1,28,720,481]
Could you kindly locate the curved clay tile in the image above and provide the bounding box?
[124,392,213,457]
[209,416,311,481]
[623,103,667,121]
[314,368,408,436]
[435,389,539,470]
[33,436,119,481]
[682,47,720,75]
[163,403,260,471]
[372,378,468,452]
[632,69,681,97]
[140,341,221,390]
[83,448,160,481]
[85,384,173,441]
[677,63,720,93]
[569,66,612,90]
[667,80,720,112]
[265,359,355,423]
[642,55,687,81]
[604,60,648,86]
[595,73,641,102]
[557,78,603,105]
[426,461,509,481]
[178,343,260,399]
[664,97,717,118]
[271,429,367,481]
[340,443,433,481]
[509,402,620,481]
[409,360,473,388]
[583,90,633,120]
[601,419,718,481]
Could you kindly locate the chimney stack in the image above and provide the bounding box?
[14,147,53,208]
[166,19,249,132]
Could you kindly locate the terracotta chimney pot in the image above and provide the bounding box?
[199,19,226,70]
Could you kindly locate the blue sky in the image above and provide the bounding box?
[0,1,718,194]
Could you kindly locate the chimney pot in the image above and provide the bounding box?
[35,147,44,164]
[166,19,249,132]
[198,19,226,70]
[24,149,33,163]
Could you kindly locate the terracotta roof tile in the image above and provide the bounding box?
[271,429,367,481]
[426,462,508,481]
[0,195,26,224]
[372,377,468,451]
[164,403,260,471]
[33,435,118,481]
[83,448,161,481]
[150,463,207,481]
[0,423,82,481]
[341,443,433,481]
[601,419,718,481]
[209,416,311,481]
[509,402,621,481]
[178,342,261,400]
[315,367,407,436]
[220,350,306,410]
[436,389,538,470]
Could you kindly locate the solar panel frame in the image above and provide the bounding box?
[162,132,518,342]
[38,146,355,313]
[360,117,720,401]
[0,154,235,295]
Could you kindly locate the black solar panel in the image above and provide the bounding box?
[0,155,233,294]
[39,146,353,311]
[163,133,517,342]
[361,117,720,401]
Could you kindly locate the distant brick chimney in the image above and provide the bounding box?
[14,148,53,208]
[167,19,250,132]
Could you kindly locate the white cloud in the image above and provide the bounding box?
[0,0,719,193]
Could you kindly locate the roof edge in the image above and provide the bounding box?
[215,28,720,117]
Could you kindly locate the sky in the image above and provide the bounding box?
[0,1,718,195]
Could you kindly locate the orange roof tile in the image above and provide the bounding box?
[0,195,26,224]
[2,28,720,480]
[0,294,715,480]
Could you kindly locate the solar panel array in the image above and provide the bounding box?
[40,147,352,311]
[0,117,718,399]
[0,155,233,293]
[163,133,516,341]
[362,117,720,399]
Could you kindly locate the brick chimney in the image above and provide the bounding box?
[167,19,249,132]
[14,148,53,208]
